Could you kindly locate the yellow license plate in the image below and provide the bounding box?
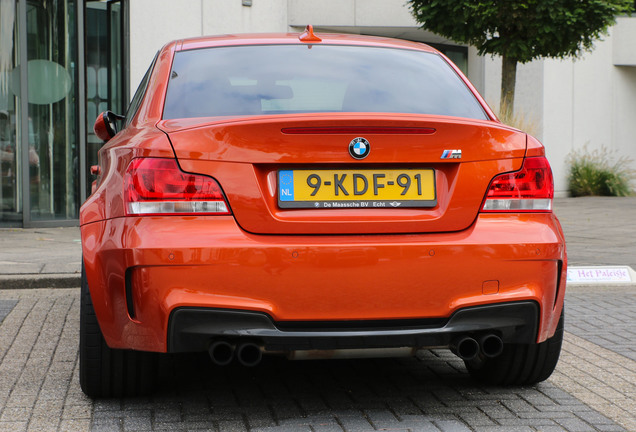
[278,169,436,209]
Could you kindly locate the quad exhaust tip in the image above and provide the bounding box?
[209,334,503,366]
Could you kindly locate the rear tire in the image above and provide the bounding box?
[465,310,564,386]
[79,261,155,398]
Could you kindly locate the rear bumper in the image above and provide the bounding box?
[80,213,566,353]
[168,301,539,353]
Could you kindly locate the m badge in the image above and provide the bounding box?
[441,149,462,159]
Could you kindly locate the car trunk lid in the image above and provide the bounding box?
[158,114,526,235]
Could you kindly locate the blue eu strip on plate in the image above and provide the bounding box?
[278,170,294,201]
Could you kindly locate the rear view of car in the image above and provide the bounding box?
[80,27,566,398]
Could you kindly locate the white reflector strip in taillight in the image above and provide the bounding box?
[481,156,554,213]
[127,201,229,215]
[124,158,231,216]
[482,198,552,212]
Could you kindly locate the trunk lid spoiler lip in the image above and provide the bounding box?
[156,113,515,135]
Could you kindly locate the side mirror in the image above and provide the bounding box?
[93,111,125,142]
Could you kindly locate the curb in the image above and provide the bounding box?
[0,274,81,290]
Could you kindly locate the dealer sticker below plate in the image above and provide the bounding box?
[278,169,436,209]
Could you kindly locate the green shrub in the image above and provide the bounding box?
[567,147,635,197]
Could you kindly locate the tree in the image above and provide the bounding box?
[408,0,633,116]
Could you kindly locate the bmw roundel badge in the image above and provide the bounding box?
[349,137,370,160]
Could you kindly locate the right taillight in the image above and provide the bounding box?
[481,156,554,212]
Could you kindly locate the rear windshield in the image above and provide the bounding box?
[163,44,488,120]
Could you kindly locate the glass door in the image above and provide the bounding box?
[25,0,80,222]
[0,0,22,224]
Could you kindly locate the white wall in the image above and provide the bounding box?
[288,0,414,27]
[542,59,575,194]
[542,27,636,194]
[129,0,204,92]
[613,17,636,66]
[129,0,289,92]
[200,0,288,35]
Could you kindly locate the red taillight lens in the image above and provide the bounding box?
[481,156,554,212]
[124,158,231,215]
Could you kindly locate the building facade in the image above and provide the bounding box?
[1,0,634,226]
[1,0,126,227]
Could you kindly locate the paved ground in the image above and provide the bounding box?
[0,228,81,288]
[553,197,636,269]
[0,196,634,431]
[0,286,634,432]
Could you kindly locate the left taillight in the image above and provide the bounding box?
[124,158,231,215]
[481,156,554,212]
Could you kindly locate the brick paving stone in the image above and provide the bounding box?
[0,420,28,432]
[566,286,636,362]
[473,428,534,432]
[433,419,472,432]
[123,414,153,431]
[0,300,17,325]
[216,419,248,431]
[554,417,597,431]
[27,416,59,432]
[252,426,311,432]
[310,424,345,432]
[594,425,627,432]
[59,419,91,432]
[91,417,121,431]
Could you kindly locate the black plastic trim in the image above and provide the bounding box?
[167,301,539,353]
[554,260,563,308]
[124,267,135,319]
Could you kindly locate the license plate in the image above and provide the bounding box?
[278,169,436,209]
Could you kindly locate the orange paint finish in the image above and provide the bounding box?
[525,134,547,157]
[176,157,522,235]
[177,33,441,54]
[482,280,500,295]
[93,112,112,142]
[128,40,177,128]
[158,115,524,163]
[81,213,565,353]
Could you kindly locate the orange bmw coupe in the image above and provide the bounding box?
[80,27,566,397]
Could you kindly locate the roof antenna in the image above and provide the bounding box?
[299,25,322,43]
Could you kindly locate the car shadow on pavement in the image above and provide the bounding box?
[91,350,613,431]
